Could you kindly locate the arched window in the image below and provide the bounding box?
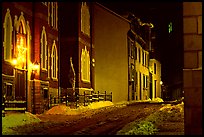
[3,9,13,61]
[40,26,48,70]
[81,2,90,36]
[81,46,90,82]
[51,40,58,80]
[15,12,27,69]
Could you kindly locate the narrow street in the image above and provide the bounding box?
[11,103,163,135]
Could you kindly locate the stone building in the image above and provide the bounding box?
[183,2,202,135]
[2,2,59,114]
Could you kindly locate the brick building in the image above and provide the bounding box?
[2,2,59,114]
[59,2,95,97]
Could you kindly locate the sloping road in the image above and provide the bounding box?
[13,103,163,135]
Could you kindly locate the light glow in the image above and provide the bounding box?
[12,59,17,66]
[160,81,163,85]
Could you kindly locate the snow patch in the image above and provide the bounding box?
[45,101,114,115]
[2,112,41,135]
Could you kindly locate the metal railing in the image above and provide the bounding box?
[49,91,112,109]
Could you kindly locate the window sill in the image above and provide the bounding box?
[82,79,90,83]
[52,78,58,81]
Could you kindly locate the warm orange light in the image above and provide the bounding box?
[33,64,39,71]
[12,59,17,66]
[31,61,40,72]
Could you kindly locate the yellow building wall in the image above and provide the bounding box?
[93,4,129,103]
[149,59,161,99]
[135,42,149,100]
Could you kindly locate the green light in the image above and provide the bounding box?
[168,22,172,33]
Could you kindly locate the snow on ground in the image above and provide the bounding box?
[2,112,41,135]
[2,101,115,135]
[2,100,171,135]
[45,101,114,115]
[117,101,184,135]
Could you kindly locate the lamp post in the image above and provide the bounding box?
[31,61,39,114]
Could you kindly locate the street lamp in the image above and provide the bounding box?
[31,61,39,114]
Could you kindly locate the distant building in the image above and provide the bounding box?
[149,59,161,99]
[93,3,162,102]
[2,2,59,114]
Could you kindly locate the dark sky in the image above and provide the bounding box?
[99,2,183,87]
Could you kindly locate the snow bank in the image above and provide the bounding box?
[151,97,164,103]
[45,101,114,115]
[2,112,41,135]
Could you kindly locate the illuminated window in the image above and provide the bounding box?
[168,22,173,33]
[51,40,58,80]
[15,13,27,69]
[3,9,13,62]
[81,46,90,82]
[81,2,90,36]
[40,26,48,70]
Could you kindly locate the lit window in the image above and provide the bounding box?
[81,46,90,82]
[3,9,13,62]
[40,26,48,70]
[15,13,27,69]
[81,2,90,36]
[168,22,173,33]
[51,40,58,80]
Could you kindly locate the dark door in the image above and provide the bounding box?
[15,69,26,101]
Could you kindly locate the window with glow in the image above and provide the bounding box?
[81,2,90,36]
[51,40,58,79]
[3,9,13,61]
[16,33,26,68]
[81,46,90,82]
[168,22,173,33]
[40,26,48,70]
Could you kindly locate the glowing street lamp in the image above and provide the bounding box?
[160,81,163,85]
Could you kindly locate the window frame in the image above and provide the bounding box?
[40,26,48,71]
[81,46,90,82]
[51,40,58,80]
[3,8,13,62]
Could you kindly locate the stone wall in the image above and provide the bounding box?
[183,2,202,135]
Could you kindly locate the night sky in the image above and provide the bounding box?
[99,2,184,88]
